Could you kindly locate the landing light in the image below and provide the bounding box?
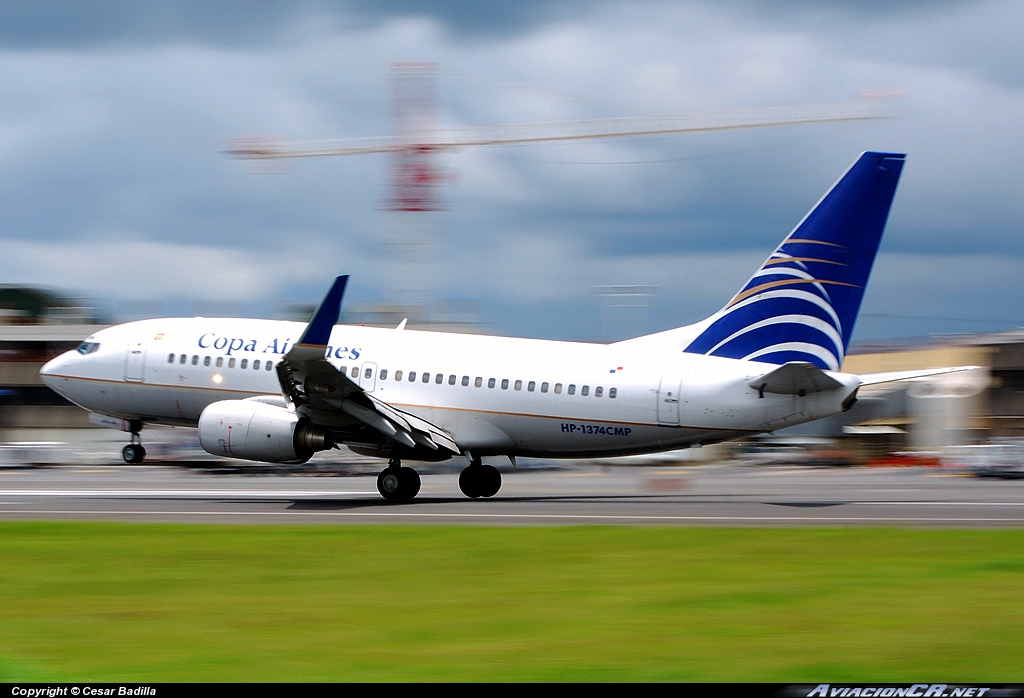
[212,374,223,384]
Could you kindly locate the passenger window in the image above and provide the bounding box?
[462,376,469,386]
[596,386,603,397]
[365,367,372,379]
[609,387,617,398]
[240,359,248,369]
[514,380,522,391]
[179,354,187,365]
[501,379,509,390]
[228,358,236,369]
[568,384,576,395]
[204,356,211,367]
[448,374,456,385]
[379,369,388,380]
[541,382,549,393]
[423,373,430,383]
[528,381,535,392]
[582,385,590,396]
[339,365,347,375]
[191,355,198,366]
[408,371,416,382]
[216,357,223,368]
[474,377,482,388]
[435,374,443,384]
[395,370,403,381]
[266,361,273,371]
[554,383,562,394]
[168,354,175,363]
[253,360,260,370]
[350,367,358,379]
[487,378,496,389]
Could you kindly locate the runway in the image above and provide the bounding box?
[0,461,1022,526]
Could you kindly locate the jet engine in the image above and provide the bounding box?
[198,400,332,463]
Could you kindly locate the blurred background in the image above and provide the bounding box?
[2,0,1024,472]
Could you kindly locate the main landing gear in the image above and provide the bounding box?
[376,455,421,502]
[459,459,501,499]
[121,422,146,464]
[372,453,502,501]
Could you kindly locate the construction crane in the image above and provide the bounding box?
[226,63,897,213]
[225,65,898,330]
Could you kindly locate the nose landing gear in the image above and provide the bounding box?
[122,443,146,464]
[121,421,146,464]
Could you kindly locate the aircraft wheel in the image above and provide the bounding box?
[377,467,420,501]
[479,464,501,498]
[459,465,482,498]
[122,444,146,464]
[377,468,402,501]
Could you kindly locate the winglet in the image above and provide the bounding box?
[296,275,348,347]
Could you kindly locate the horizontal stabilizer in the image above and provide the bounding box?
[750,361,844,395]
[858,366,980,386]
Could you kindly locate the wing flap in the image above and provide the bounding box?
[367,394,460,453]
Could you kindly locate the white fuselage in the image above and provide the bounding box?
[41,317,860,459]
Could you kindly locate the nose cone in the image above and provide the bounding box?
[40,353,70,390]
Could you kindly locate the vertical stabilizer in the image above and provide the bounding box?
[681,151,905,370]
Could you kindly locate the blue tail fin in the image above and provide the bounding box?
[683,151,905,370]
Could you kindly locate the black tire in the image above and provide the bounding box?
[479,464,502,498]
[122,444,145,464]
[399,467,421,500]
[459,466,482,498]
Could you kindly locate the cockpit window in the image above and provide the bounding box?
[76,342,100,355]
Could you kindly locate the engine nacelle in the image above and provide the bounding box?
[198,400,332,464]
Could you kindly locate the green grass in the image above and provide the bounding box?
[0,523,1021,681]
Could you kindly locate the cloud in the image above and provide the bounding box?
[0,237,336,301]
[0,1,1022,341]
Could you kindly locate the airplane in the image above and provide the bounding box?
[40,150,961,501]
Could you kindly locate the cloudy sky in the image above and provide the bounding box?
[1,0,1022,343]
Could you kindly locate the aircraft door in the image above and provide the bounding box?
[657,376,681,425]
[124,342,146,383]
[360,362,378,392]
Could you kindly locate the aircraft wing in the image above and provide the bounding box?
[749,361,844,395]
[276,276,460,454]
[856,366,981,386]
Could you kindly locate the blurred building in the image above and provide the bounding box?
[0,286,99,325]
[0,286,106,432]
[780,330,1024,450]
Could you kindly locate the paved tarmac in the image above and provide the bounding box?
[0,460,1022,526]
